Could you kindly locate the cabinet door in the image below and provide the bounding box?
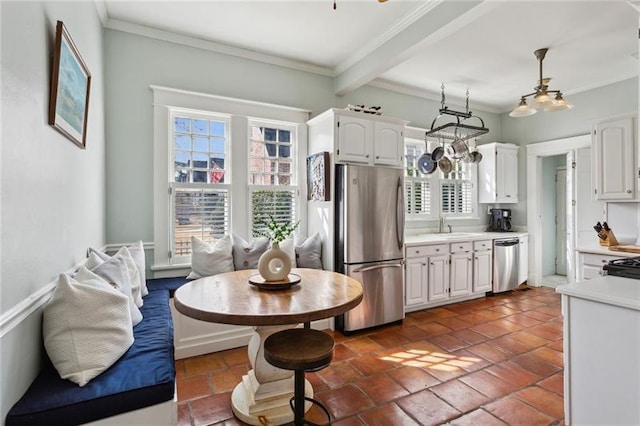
[518,236,529,284]
[428,254,450,302]
[336,116,372,165]
[473,250,492,292]
[405,257,428,307]
[593,117,635,200]
[373,121,404,167]
[450,252,473,297]
[497,147,518,202]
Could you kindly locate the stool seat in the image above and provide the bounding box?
[264,328,334,371]
[264,328,335,425]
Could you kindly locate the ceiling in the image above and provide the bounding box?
[100,0,639,113]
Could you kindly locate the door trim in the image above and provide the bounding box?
[526,134,590,286]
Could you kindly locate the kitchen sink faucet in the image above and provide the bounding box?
[438,217,452,233]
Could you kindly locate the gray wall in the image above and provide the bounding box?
[103,29,503,244]
[1,1,105,421]
[500,78,639,227]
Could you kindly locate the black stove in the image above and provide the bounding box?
[603,257,640,279]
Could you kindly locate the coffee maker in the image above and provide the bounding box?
[489,208,512,232]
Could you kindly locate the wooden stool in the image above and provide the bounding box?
[264,328,334,426]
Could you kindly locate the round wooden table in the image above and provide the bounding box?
[174,268,363,425]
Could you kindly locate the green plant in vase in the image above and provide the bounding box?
[256,215,300,281]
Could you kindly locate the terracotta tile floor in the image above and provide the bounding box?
[175,286,564,425]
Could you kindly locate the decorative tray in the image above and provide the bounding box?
[248,273,301,290]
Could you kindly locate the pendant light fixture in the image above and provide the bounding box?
[509,48,573,118]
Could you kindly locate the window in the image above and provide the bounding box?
[248,121,298,238]
[170,111,231,261]
[152,86,309,270]
[404,138,476,220]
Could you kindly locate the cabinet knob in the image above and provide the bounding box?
[627,190,632,194]
[376,155,380,159]
[366,154,370,158]
[423,263,426,266]
[416,250,420,254]
[459,246,463,249]
[436,248,440,251]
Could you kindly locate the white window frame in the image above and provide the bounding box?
[247,119,299,237]
[404,134,478,222]
[168,109,232,264]
[152,86,309,273]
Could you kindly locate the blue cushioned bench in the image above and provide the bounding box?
[6,277,189,426]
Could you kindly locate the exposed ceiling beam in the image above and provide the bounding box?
[334,0,499,96]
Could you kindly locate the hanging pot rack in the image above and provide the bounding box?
[425,86,489,142]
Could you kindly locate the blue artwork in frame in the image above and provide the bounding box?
[49,20,91,149]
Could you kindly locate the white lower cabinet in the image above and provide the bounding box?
[428,254,450,302]
[405,240,490,312]
[405,257,428,307]
[473,242,493,292]
[577,251,632,281]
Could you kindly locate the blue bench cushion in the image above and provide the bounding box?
[6,289,175,426]
[146,276,190,295]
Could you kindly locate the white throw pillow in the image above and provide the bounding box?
[43,271,134,387]
[295,233,323,269]
[90,241,148,296]
[280,237,297,268]
[89,247,143,308]
[88,250,143,326]
[232,234,269,270]
[187,236,234,279]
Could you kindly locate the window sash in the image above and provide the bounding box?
[170,184,230,262]
[404,138,476,220]
[441,180,473,216]
[249,187,298,238]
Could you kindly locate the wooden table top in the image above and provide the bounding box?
[174,268,364,326]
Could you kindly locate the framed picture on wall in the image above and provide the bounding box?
[307,152,330,201]
[49,20,91,149]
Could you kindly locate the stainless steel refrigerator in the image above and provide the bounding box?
[334,164,405,333]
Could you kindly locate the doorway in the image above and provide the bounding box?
[526,134,591,286]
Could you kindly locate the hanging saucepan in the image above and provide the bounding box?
[417,153,437,175]
[432,139,445,161]
[439,156,453,174]
[451,137,469,160]
[471,151,483,163]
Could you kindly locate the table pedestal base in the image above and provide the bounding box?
[230,325,314,425]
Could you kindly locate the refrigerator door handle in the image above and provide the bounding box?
[396,176,405,249]
[353,262,403,273]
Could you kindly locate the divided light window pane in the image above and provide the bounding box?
[171,111,230,257]
[248,121,298,237]
[173,188,230,256]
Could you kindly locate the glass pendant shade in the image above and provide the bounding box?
[544,93,574,112]
[531,91,553,109]
[509,98,537,117]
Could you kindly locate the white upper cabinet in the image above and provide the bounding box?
[307,109,406,168]
[592,116,635,200]
[477,142,519,203]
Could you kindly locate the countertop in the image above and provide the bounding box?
[575,245,639,257]
[405,231,528,246]
[556,276,640,311]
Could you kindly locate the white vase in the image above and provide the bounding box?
[258,243,292,281]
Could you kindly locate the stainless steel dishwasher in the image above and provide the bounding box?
[493,238,520,293]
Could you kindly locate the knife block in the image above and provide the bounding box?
[598,229,619,247]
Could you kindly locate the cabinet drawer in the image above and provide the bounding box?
[582,253,620,266]
[406,244,448,258]
[450,241,473,253]
[473,240,492,251]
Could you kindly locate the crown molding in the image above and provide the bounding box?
[335,0,442,75]
[104,18,335,78]
[369,78,503,115]
[94,0,108,26]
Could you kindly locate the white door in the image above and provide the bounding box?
[556,167,567,275]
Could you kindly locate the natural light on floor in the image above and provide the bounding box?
[380,349,482,371]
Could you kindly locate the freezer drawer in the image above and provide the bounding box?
[340,260,404,332]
